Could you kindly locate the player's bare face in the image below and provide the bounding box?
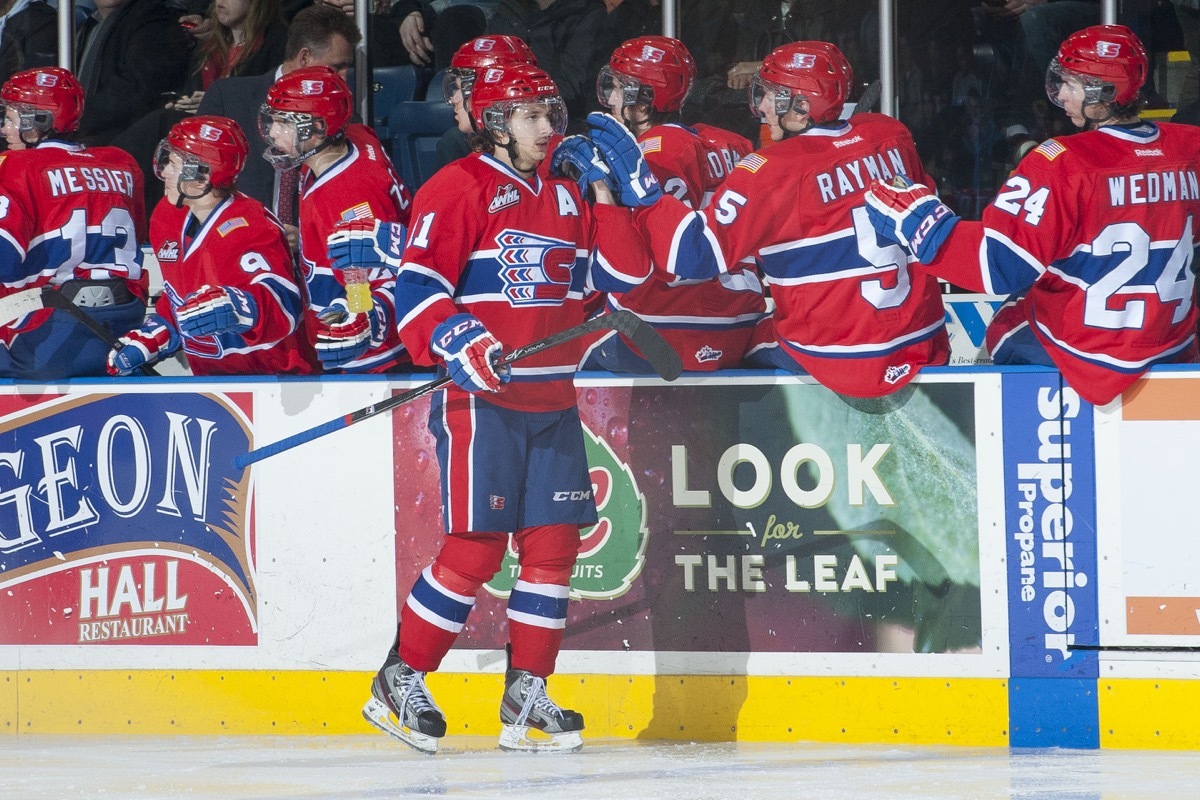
[267,118,302,158]
[1056,76,1087,128]
[1,107,25,150]
[161,153,208,206]
[451,85,471,134]
[759,90,810,141]
[499,104,555,175]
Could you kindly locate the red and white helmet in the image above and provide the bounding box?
[468,64,567,138]
[443,35,537,105]
[259,66,353,170]
[752,41,852,125]
[0,66,85,143]
[598,36,696,113]
[154,115,248,191]
[1046,24,1147,108]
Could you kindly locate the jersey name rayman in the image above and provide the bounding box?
[815,146,906,203]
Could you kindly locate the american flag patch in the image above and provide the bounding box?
[640,136,663,154]
[737,153,767,173]
[1033,139,1066,161]
[218,217,248,236]
[340,202,373,222]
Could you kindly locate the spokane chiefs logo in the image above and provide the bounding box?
[1096,41,1122,58]
[495,229,576,305]
[486,424,648,600]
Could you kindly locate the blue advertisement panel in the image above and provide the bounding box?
[0,392,257,646]
[1002,371,1099,746]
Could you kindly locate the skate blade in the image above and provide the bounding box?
[362,696,440,755]
[498,724,583,754]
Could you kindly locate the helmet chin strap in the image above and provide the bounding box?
[174,179,213,209]
[621,104,651,134]
[781,117,814,140]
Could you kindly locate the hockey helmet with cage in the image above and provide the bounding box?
[468,64,567,138]
[444,35,538,105]
[598,36,697,113]
[155,115,248,191]
[259,66,352,170]
[0,67,85,142]
[1046,24,1147,108]
[751,41,852,125]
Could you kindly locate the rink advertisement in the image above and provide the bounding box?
[0,391,257,646]
[392,379,982,656]
[1095,375,1200,644]
[1001,375,1098,679]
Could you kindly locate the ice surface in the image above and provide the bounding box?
[6,736,1200,799]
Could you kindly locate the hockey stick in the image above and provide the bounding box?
[233,310,681,469]
[40,286,161,377]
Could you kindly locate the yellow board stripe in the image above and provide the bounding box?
[1100,679,1200,750]
[6,670,1008,746]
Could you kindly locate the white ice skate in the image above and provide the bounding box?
[362,654,447,755]
[498,669,584,754]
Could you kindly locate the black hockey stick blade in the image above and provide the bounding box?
[233,310,678,469]
[604,309,683,380]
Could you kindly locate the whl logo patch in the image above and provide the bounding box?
[485,424,648,600]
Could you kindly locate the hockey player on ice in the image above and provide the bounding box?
[107,115,319,376]
[579,35,766,374]
[332,65,657,754]
[866,24,1199,407]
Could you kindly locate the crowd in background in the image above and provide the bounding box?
[1,0,1198,221]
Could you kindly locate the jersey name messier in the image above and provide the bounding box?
[394,153,653,412]
[45,165,137,198]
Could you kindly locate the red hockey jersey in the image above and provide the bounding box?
[929,122,1200,406]
[298,124,411,372]
[394,152,654,412]
[636,113,949,397]
[151,193,318,375]
[603,122,765,371]
[0,142,147,341]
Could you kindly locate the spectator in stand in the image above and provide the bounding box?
[115,0,288,213]
[389,0,489,70]
[0,0,56,83]
[172,0,288,114]
[75,0,194,145]
[197,4,360,245]
[393,0,609,120]
[107,115,318,377]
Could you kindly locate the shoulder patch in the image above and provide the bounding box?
[640,137,663,154]
[1033,139,1067,161]
[218,217,248,237]
[339,202,373,222]
[736,152,767,173]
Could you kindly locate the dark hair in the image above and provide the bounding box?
[467,129,494,154]
[284,3,361,62]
